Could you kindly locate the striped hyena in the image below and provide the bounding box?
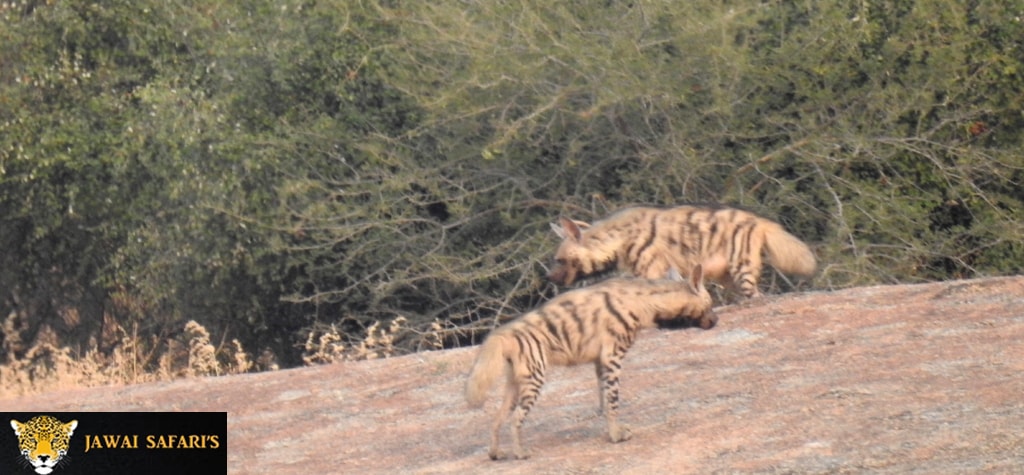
[465,266,716,460]
[549,205,816,298]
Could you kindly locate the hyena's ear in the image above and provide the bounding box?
[554,217,585,242]
[688,264,706,294]
[666,267,683,282]
[550,221,567,240]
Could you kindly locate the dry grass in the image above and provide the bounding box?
[0,317,259,399]
[301,316,420,364]
[0,314,450,398]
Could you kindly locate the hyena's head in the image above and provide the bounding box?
[669,264,717,330]
[547,217,617,286]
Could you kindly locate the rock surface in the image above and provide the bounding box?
[4,276,1024,474]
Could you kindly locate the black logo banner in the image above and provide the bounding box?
[1,412,226,475]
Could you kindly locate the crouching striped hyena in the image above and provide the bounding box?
[548,205,816,298]
[465,265,716,460]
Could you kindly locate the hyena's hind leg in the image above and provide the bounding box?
[488,376,519,460]
[504,363,546,460]
[727,250,764,298]
[597,346,633,443]
[729,227,766,298]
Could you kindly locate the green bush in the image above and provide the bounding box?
[2,0,1022,378]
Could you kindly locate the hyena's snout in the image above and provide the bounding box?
[699,309,718,330]
[546,266,573,286]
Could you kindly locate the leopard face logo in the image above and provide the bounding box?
[10,416,78,475]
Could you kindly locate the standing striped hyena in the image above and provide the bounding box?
[548,205,816,298]
[465,266,716,460]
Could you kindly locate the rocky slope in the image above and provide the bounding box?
[5,276,1024,474]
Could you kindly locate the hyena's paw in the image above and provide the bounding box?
[608,425,633,443]
[489,449,530,461]
[700,312,718,330]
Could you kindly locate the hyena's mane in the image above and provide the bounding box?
[611,202,753,213]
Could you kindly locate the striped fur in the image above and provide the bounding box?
[465,266,716,460]
[548,205,816,298]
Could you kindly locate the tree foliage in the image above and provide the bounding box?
[2,0,1023,372]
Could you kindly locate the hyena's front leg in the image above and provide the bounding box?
[598,346,633,443]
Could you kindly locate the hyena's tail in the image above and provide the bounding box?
[465,333,508,408]
[761,221,816,277]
